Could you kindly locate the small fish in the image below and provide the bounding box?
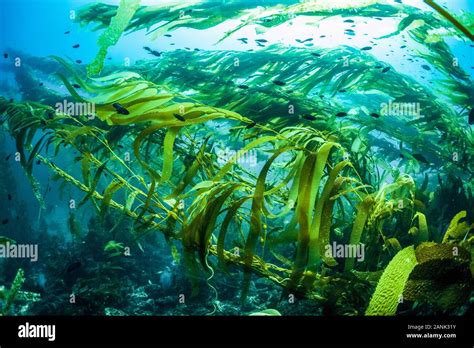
[320,35,326,38]
[112,103,130,115]
[7,194,12,200]
[144,46,161,57]
[72,44,80,48]
[375,17,383,21]
[76,60,82,64]
[344,19,354,23]
[237,38,248,44]
[107,57,112,60]
[412,153,429,164]
[237,84,249,89]
[36,160,41,165]
[173,113,186,122]
[164,34,172,37]
[374,65,383,69]
[400,45,406,49]
[370,113,380,118]
[339,89,347,93]
[246,122,257,129]
[273,80,286,86]
[66,261,82,273]
[4,53,8,59]
[255,39,268,43]
[311,53,321,57]
[64,30,70,34]
[336,112,347,117]
[421,64,431,71]
[361,46,372,51]
[72,83,80,88]
[39,82,43,86]
[5,154,11,161]
[1,219,8,225]
[382,67,391,73]
[302,114,316,121]
[468,108,474,125]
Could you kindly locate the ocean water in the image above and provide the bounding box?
[0,0,473,317]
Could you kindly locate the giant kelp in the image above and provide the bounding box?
[0,0,473,315]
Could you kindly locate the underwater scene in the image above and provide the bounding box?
[0,0,473,318]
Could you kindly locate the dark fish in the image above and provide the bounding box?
[273,80,286,86]
[361,46,372,51]
[107,57,112,60]
[412,153,429,164]
[468,108,474,125]
[64,31,70,34]
[76,60,82,64]
[374,65,383,69]
[246,122,257,129]
[382,67,391,73]
[39,82,43,86]
[164,34,172,37]
[255,39,268,43]
[118,145,124,149]
[336,112,347,117]
[66,261,82,273]
[36,160,41,165]
[237,38,248,44]
[4,53,8,59]
[72,44,80,48]
[112,103,130,115]
[400,45,406,48]
[256,42,265,47]
[302,114,316,121]
[311,53,321,57]
[375,17,383,21]
[5,154,11,161]
[339,89,347,93]
[296,38,313,43]
[370,113,380,118]
[72,84,80,89]
[421,64,431,71]
[1,219,8,225]
[144,46,161,57]
[237,84,249,89]
[173,113,186,122]
[320,35,326,38]
[344,19,354,23]
[7,194,12,200]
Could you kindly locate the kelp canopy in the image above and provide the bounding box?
[0,0,473,315]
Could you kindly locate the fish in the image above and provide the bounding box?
[273,80,286,86]
[173,113,186,122]
[302,114,317,121]
[382,67,391,73]
[412,153,430,164]
[1,219,8,225]
[311,53,321,57]
[255,39,268,43]
[112,103,130,115]
[296,38,313,43]
[144,46,161,57]
[469,108,474,125]
[4,53,8,59]
[5,154,11,161]
[421,64,431,71]
[336,112,348,117]
[370,113,380,118]
[237,38,248,44]
[36,160,41,165]
[237,84,249,89]
[72,84,80,89]
[374,65,383,69]
[246,122,257,129]
[339,89,347,93]
[72,44,80,48]
[400,45,406,49]
[66,261,82,273]
[164,34,172,37]
[7,194,12,200]
[361,46,372,51]
[320,35,326,38]
[76,60,82,64]
[344,19,354,23]
[39,82,43,86]
[107,57,112,60]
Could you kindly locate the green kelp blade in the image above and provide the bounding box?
[87,0,141,77]
[365,246,417,316]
